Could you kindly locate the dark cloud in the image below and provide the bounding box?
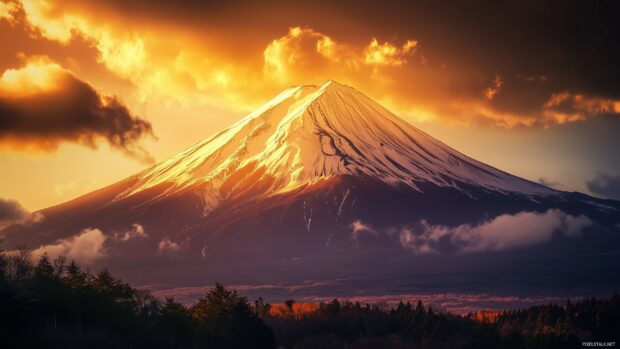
[0,198,29,224]
[0,60,154,163]
[586,173,620,200]
[0,197,42,227]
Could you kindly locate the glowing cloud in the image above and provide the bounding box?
[263,27,359,81]
[0,1,18,23]
[543,92,620,125]
[483,74,503,100]
[4,0,619,132]
[158,238,181,252]
[118,223,148,241]
[363,38,418,66]
[32,228,107,264]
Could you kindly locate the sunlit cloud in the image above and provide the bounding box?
[116,223,148,241]
[363,38,417,66]
[7,0,266,112]
[543,92,620,125]
[3,0,619,134]
[483,74,503,100]
[263,26,361,81]
[0,0,18,23]
[32,227,106,264]
[351,220,373,235]
[158,238,181,252]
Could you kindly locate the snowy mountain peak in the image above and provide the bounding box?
[118,80,554,207]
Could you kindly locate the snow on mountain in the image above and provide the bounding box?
[118,80,553,212]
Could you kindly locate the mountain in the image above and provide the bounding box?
[3,80,619,301]
[120,80,552,205]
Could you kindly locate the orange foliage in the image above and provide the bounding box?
[469,310,503,323]
[269,303,319,318]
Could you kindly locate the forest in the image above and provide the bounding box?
[0,251,618,349]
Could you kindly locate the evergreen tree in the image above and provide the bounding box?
[191,283,276,349]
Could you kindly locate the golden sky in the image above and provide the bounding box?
[1,0,619,211]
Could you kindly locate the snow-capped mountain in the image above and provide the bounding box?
[3,80,619,295]
[120,80,552,213]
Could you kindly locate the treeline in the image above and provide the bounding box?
[267,297,619,348]
[1,252,618,349]
[0,251,273,349]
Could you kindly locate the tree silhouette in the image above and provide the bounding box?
[191,283,275,349]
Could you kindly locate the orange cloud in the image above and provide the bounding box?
[10,0,263,111]
[263,27,360,81]
[0,2,471,128]
[363,38,418,66]
[543,92,620,125]
[264,27,419,81]
[0,0,18,23]
[6,0,618,132]
[483,74,503,100]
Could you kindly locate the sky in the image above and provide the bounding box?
[0,0,619,212]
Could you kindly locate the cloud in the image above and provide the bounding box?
[352,209,592,254]
[0,1,18,23]
[263,26,362,80]
[117,223,148,241]
[6,0,265,111]
[399,209,591,254]
[0,198,30,225]
[158,238,181,252]
[586,173,620,200]
[483,74,503,100]
[351,220,373,235]
[543,92,620,125]
[0,197,43,228]
[263,27,418,79]
[363,38,417,66]
[4,0,620,129]
[32,228,106,264]
[0,56,155,163]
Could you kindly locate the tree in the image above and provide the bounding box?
[254,297,271,317]
[191,283,275,349]
[159,297,193,347]
[285,299,296,311]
